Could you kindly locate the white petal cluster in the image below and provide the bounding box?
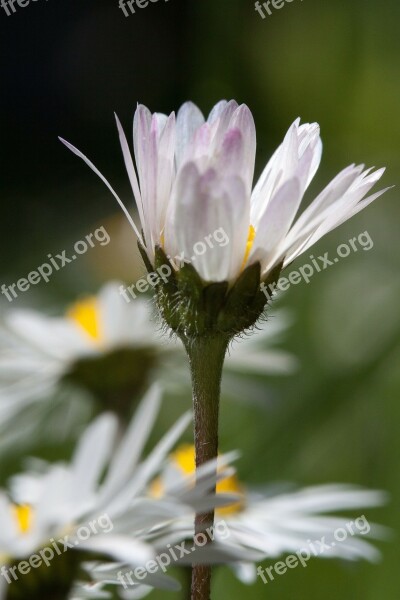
[61,100,389,284]
[0,386,226,599]
[153,453,388,584]
[0,284,295,442]
[0,283,174,434]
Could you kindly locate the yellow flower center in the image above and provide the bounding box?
[67,297,102,342]
[151,444,245,516]
[12,504,33,535]
[242,225,256,270]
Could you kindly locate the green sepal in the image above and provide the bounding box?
[252,260,284,315]
[217,262,261,333]
[203,281,229,330]
[175,262,206,336]
[152,252,283,341]
[154,245,178,291]
[153,245,180,330]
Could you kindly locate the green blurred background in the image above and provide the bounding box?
[0,0,399,597]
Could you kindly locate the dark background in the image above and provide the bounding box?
[1,0,399,598]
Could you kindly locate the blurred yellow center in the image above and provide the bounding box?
[12,504,33,535]
[151,444,245,516]
[242,225,256,269]
[67,297,102,341]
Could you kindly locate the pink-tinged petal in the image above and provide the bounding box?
[229,104,257,192]
[155,112,176,239]
[133,104,153,204]
[176,101,205,167]
[143,125,158,251]
[131,107,177,252]
[58,137,143,243]
[209,100,240,152]
[114,113,145,233]
[249,178,301,269]
[219,175,251,281]
[165,163,249,282]
[182,122,213,167]
[133,104,152,155]
[164,162,200,260]
[215,129,245,177]
[207,100,229,124]
[152,112,168,136]
[213,99,239,132]
[159,111,176,151]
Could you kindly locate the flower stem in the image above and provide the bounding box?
[183,334,229,600]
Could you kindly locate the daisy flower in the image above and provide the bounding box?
[59,101,390,599]
[0,387,234,600]
[149,444,388,584]
[0,282,178,445]
[0,283,295,449]
[60,101,390,322]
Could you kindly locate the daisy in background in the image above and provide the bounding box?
[146,444,388,585]
[0,387,239,600]
[0,281,295,450]
[0,281,177,451]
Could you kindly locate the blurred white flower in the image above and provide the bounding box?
[0,282,177,440]
[0,387,232,599]
[0,283,296,447]
[150,444,388,584]
[61,100,390,284]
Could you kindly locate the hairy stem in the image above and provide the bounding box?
[183,335,229,600]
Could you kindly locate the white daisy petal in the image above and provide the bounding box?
[154,447,388,579]
[78,536,154,566]
[249,177,301,268]
[115,113,144,232]
[228,104,256,192]
[207,99,229,124]
[99,385,161,503]
[58,137,142,243]
[176,101,205,168]
[0,396,240,597]
[165,164,249,281]
[60,103,389,287]
[71,413,118,503]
